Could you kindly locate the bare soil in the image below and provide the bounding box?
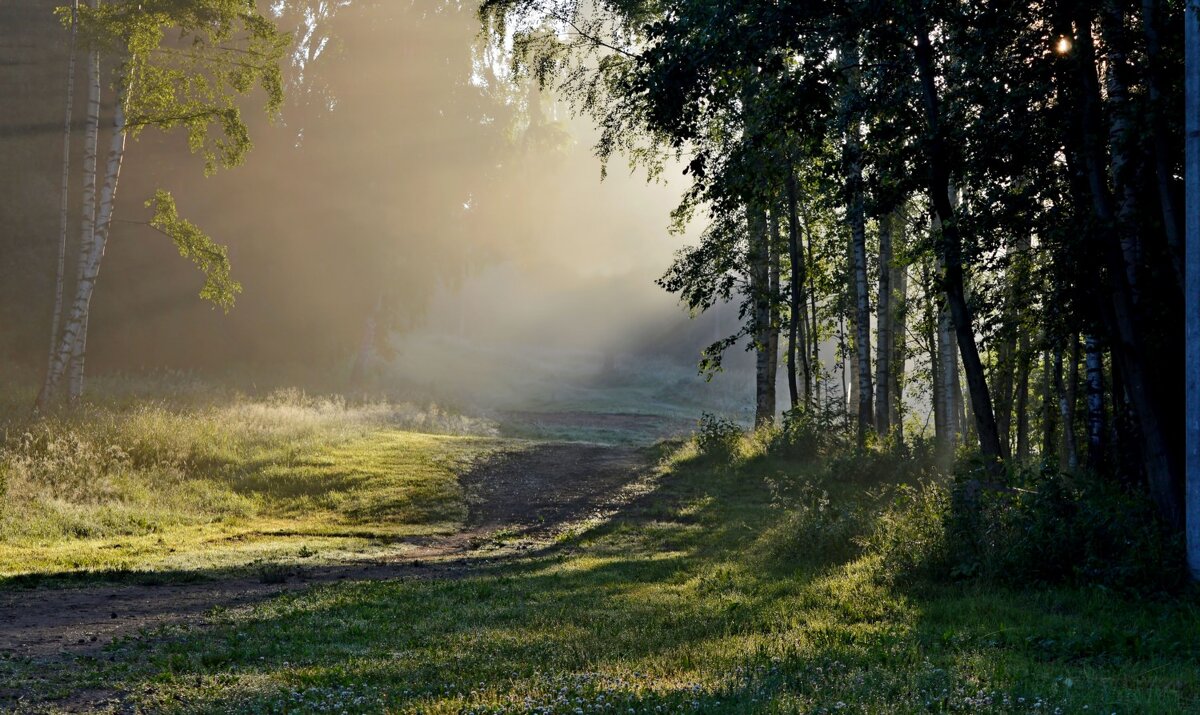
[0,414,666,712]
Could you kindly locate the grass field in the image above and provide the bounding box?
[2,414,1195,714]
[0,390,501,581]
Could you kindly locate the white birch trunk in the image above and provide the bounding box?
[889,260,907,439]
[44,39,101,402]
[54,83,131,403]
[39,1,79,410]
[875,211,893,436]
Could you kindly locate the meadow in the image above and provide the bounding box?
[0,385,1196,713]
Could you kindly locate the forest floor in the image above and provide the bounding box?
[0,405,1197,714]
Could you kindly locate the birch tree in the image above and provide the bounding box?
[840,37,873,447]
[39,0,287,406]
[40,0,80,408]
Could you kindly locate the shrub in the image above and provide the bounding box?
[945,467,1187,592]
[695,412,742,458]
[758,479,876,567]
[866,466,1188,594]
[770,400,853,459]
[863,481,953,583]
[770,407,824,460]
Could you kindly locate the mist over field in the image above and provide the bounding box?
[1,0,756,412]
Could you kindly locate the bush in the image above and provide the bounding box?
[770,400,854,459]
[758,479,876,567]
[947,467,1187,591]
[770,407,824,459]
[695,412,742,458]
[866,466,1188,593]
[863,481,953,583]
[823,448,936,487]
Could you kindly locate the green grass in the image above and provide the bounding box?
[12,437,1195,714]
[0,390,501,580]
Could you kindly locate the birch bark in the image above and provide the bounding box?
[1084,335,1107,470]
[841,38,873,446]
[38,0,79,410]
[875,211,892,437]
[43,31,101,402]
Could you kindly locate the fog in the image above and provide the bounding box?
[2,0,757,414]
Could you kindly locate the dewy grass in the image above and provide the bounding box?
[9,434,1195,714]
[0,390,501,579]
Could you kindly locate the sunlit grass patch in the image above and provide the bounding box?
[0,392,502,579]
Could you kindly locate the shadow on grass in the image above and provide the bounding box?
[14,443,1200,714]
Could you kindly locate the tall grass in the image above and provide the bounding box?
[0,387,496,546]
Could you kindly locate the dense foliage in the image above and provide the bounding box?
[478,0,1192,574]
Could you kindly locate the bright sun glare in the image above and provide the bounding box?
[1055,36,1072,54]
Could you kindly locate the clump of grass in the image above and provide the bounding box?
[753,479,880,568]
[254,561,292,584]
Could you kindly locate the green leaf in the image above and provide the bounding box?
[146,189,241,311]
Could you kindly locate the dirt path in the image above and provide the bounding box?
[0,417,666,712]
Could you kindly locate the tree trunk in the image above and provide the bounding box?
[785,172,811,410]
[839,314,849,416]
[1184,0,1199,580]
[958,367,971,447]
[1042,347,1057,461]
[44,37,102,403]
[1099,3,1146,300]
[848,315,859,415]
[889,229,908,444]
[914,25,1005,470]
[768,208,781,404]
[923,260,944,455]
[1074,13,1183,527]
[875,210,893,437]
[751,204,775,425]
[1014,328,1032,462]
[69,90,129,402]
[807,213,820,401]
[53,81,131,404]
[1084,335,1107,471]
[994,337,1016,452]
[1056,338,1080,471]
[1141,0,1185,290]
[935,248,958,465]
[850,174,872,448]
[993,233,1031,454]
[841,37,873,447]
[37,0,79,412]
